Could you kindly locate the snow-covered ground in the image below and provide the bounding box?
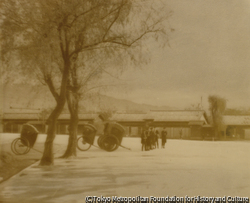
[0,133,250,203]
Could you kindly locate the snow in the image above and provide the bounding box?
[0,133,250,203]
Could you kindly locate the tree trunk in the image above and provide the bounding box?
[61,90,79,158]
[60,114,78,158]
[39,102,65,165]
[39,59,70,165]
[39,119,56,166]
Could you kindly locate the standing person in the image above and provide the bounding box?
[148,127,155,149]
[179,128,183,139]
[152,127,156,148]
[141,125,148,151]
[155,130,159,148]
[161,127,167,148]
[146,127,152,150]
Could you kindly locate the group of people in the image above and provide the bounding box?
[141,126,167,151]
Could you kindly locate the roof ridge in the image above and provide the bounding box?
[150,110,204,112]
[224,115,250,116]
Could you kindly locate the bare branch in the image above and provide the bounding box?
[68,4,103,28]
[102,2,125,41]
[45,76,60,102]
[58,24,66,60]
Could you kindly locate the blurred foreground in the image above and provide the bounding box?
[0,133,250,203]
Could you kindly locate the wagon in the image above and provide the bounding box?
[11,124,39,155]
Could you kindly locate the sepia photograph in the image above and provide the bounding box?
[0,0,250,202]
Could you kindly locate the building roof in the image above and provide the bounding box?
[2,110,209,124]
[112,110,208,123]
[111,113,147,122]
[59,114,96,120]
[3,113,40,120]
[3,113,96,120]
[188,121,205,126]
[146,110,208,123]
[223,115,250,126]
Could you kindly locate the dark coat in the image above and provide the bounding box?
[161,130,167,144]
[141,129,148,144]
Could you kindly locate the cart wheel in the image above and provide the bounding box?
[11,138,19,155]
[77,136,91,151]
[97,135,105,149]
[13,138,30,155]
[102,135,119,152]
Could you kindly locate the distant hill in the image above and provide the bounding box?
[2,84,174,113]
[81,94,174,113]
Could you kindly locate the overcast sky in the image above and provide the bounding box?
[104,0,250,110]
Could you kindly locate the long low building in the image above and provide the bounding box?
[2,110,250,140]
[112,110,209,139]
[2,112,96,134]
[1,110,214,139]
[223,115,250,139]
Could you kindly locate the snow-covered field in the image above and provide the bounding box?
[0,133,250,203]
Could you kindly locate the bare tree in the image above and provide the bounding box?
[1,0,172,164]
[208,95,226,138]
